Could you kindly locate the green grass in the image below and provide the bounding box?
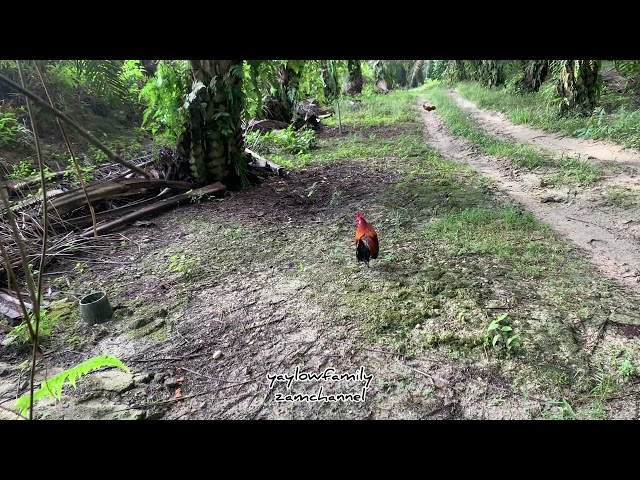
[249,88,433,170]
[250,123,428,170]
[456,81,565,131]
[424,202,577,282]
[542,362,634,420]
[543,155,604,186]
[420,85,551,170]
[600,186,639,208]
[315,124,431,164]
[324,89,419,128]
[456,78,640,150]
[415,82,605,185]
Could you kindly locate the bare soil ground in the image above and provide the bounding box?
[2,90,640,420]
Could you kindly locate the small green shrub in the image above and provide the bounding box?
[483,312,521,355]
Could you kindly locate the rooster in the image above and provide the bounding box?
[422,103,436,111]
[355,212,379,266]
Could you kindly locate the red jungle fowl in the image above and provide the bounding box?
[355,212,379,267]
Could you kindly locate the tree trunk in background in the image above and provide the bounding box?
[408,60,426,88]
[263,62,303,123]
[395,62,408,88]
[445,60,468,84]
[247,61,264,119]
[517,60,550,92]
[373,60,402,92]
[176,60,248,188]
[454,60,467,81]
[320,60,339,102]
[343,60,363,95]
[140,60,157,77]
[278,62,302,121]
[557,60,601,115]
[478,60,504,88]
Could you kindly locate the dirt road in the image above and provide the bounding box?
[421,89,640,295]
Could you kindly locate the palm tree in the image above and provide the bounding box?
[516,60,550,93]
[556,60,601,115]
[176,60,249,188]
[262,61,304,123]
[478,60,506,88]
[320,60,340,101]
[343,60,363,95]
[444,60,470,84]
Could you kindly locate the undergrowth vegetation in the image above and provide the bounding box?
[2,60,640,420]
[456,75,640,149]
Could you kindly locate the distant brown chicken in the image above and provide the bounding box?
[422,103,436,111]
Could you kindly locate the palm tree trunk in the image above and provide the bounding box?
[517,60,550,92]
[320,60,339,102]
[262,62,303,123]
[557,60,601,115]
[343,60,363,95]
[277,62,302,122]
[478,60,504,87]
[445,60,469,84]
[395,62,408,87]
[176,60,248,188]
[454,60,467,81]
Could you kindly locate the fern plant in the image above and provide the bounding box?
[14,354,129,419]
[45,60,135,107]
[0,108,33,149]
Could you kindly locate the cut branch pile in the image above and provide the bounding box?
[1,144,285,286]
[292,97,333,130]
[245,97,333,133]
[0,151,226,285]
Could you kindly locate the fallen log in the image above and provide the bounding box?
[245,148,284,176]
[111,158,158,181]
[5,170,68,193]
[5,178,198,218]
[12,189,65,211]
[79,182,226,237]
[0,291,34,311]
[245,118,289,134]
[62,189,176,227]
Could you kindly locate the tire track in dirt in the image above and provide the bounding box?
[419,95,640,296]
[447,88,640,188]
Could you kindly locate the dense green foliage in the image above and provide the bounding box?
[1,59,639,182]
[139,60,190,144]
